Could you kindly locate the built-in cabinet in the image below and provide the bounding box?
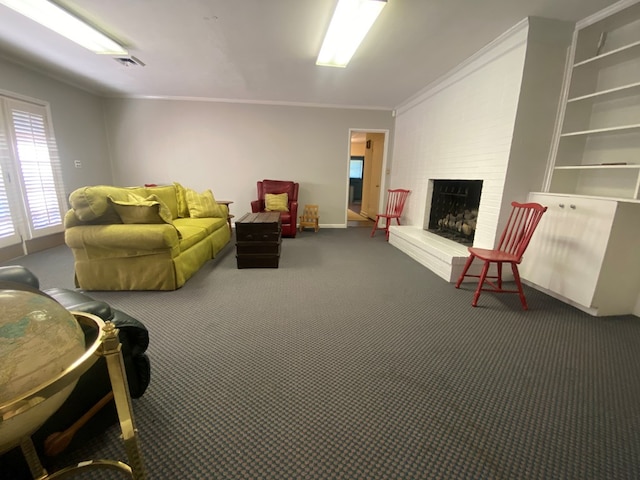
[522,0,640,316]
[520,193,640,316]
[546,0,640,199]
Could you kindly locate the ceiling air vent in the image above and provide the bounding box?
[114,56,145,67]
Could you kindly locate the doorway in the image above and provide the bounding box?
[347,130,387,227]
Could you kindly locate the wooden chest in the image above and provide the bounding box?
[235,212,282,268]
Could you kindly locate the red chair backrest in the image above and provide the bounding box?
[258,180,299,202]
[496,201,547,260]
[385,189,410,217]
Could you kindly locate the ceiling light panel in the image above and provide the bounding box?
[0,0,127,55]
[316,0,386,68]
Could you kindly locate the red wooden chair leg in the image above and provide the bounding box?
[511,263,528,310]
[497,262,503,290]
[370,215,380,237]
[456,255,475,288]
[472,261,491,307]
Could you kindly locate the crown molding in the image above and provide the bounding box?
[395,18,530,116]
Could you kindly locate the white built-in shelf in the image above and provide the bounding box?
[554,164,640,170]
[528,2,640,317]
[561,123,640,137]
[546,0,640,202]
[532,191,640,204]
[573,39,640,69]
[567,81,640,103]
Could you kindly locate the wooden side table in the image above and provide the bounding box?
[216,200,234,231]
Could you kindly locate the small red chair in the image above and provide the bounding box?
[455,201,547,310]
[370,189,410,240]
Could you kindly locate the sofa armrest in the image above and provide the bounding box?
[65,224,180,251]
[45,287,113,320]
[0,265,40,289]
[251,199,263,213]
[289,201,299,221]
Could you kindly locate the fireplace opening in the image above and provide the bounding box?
[427,180,483,246]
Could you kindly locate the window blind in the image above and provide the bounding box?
[0,95,65,247]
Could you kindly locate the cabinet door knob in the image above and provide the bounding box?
[570,204,576,209]
[559,203,565,208]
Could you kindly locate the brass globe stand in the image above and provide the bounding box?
[0,312,147,479]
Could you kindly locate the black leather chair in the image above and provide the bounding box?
[0,265,151,474]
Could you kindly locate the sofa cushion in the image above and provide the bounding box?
[185,188,224,218]
[265,193,289,212]
[174,217,226,236]
[69,186,133,222]
[174,182,190,218]
[108,194,173,225]
[145,185,179,219]
[174,224,209,251]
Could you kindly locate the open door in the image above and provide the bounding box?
[360,133,385,221]
[347,130,387,227]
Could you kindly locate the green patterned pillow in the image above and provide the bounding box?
[108,194,173,224]
[174,182,189,218]
[185,188,224,218]
[265,193,289,212]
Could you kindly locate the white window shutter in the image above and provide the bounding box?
[7,99,65,238]
[0,104,20,247]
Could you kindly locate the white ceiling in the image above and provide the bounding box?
[0,0,620,109]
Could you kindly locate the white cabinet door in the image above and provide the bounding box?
[520,193,616,308]
[519,193,560,289]
[546,196,615,307]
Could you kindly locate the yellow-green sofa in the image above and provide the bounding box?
[64,183,231,291]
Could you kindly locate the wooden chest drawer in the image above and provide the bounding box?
[236,241,281,255]
[236,254,280,269]
[236,231,281,242]
[235,212,282,269]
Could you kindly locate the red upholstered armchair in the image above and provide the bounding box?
[251,179,299,238]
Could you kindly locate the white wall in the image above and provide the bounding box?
[390,23,528,249]
[103,98,394,225]
[0,57,113,197]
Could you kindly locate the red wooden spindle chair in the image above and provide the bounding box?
[455,201,547,309]
[370,189,411,241]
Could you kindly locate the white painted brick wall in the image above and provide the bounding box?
[390,23,529,249]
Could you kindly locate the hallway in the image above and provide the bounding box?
[348,202,374,228]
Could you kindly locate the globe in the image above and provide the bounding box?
[0,288,85,454]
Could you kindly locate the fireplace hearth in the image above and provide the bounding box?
[427,180,483,246]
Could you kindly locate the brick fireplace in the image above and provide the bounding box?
[387,178,488,283]
[384,18,570,284]
[387,178,489,283]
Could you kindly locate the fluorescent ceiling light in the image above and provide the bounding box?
[316,0,386,68]
[0,0,127,55]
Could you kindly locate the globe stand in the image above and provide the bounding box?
[1,313,147,479]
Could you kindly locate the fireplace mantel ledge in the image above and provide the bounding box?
[388,226,476,283]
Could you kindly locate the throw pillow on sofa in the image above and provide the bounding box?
[173,182,190,218]
[265,193,289,212]
[108,194,174,224]
[185,188,224,218]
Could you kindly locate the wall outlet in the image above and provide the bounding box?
[74,160,82,168]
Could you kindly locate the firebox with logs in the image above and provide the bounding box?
[428,180,483,246]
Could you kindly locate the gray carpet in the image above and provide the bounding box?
[4,228,640,479]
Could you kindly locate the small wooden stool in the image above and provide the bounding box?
[299,204,319,232]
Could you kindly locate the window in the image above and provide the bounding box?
[0,94,66,249]
[350,156,364,179]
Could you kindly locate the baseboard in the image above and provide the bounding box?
[0,233,65,263]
